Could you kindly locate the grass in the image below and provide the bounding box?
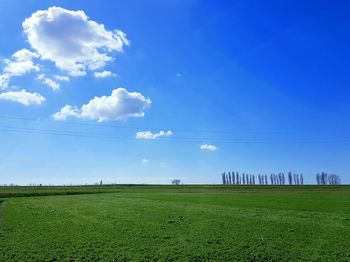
[0,185,349,261]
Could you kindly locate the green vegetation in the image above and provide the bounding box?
[0,185,349,261]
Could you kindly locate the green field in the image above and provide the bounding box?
[0,185,349,261]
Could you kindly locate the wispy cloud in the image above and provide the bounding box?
[141,159,149,164]
[136,130,173,140]
[54,75,70,82]
[93,70,117,78]
[36,74,60,91]
[200,144,217,151]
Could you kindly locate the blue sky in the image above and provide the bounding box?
[0,0,349,185]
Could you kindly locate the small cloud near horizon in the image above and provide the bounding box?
[200,144,218,151]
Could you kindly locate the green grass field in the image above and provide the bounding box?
[0,185,349,261]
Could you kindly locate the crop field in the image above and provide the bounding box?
[0,185,349,261]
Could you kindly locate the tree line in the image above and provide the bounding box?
[316,172,341,185]
[221,171,341,185]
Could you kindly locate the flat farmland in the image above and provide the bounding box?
[0,185,349,261]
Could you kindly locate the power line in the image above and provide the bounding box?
[1,115,350,135]
[1,125,350,144]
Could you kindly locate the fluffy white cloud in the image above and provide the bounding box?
[53,88,151,122]
[12,49,39,62]
[0,89,45,105]
[52,105,79,121]
[136,130,173,140]
[200,144,218,151]
[54,75,70,81]
[93,70,116,78]
[0,49,40,89]
[36,74,60,91]
[22,6,129,76]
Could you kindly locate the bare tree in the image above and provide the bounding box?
[328,174,341,185]
[288,172,293,185]
[316,173,320,185]
[172,179,181,185]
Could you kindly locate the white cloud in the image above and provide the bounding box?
[54,75,70,81]
[12,49,39,62]
[141,159,149,164]
[53,87,151,122]
[176,73,181,77]
[200,144,217,151]
[22,6,129,76]
[93,70,116,78]
[52,105,79,121]
[136,130,173,140]
[0,49,40,89]
[36,74,60,91]
[0,89,45,105]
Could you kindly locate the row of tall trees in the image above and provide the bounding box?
[316,172,341,185]
[222,172,256,185]
[222,172,304,185]
[223,171,342,185]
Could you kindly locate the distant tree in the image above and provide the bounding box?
[222,172,226,185]
[322,173,325,184]
[232,171,235,184]
[288,172,293,185]
[300,174,304,185]
[242,173,246,185]
[100,180,103,186]
[323,172,328,185]
[319,172,326,185]
[228,172,232,185]
[236,172,240,185]
[270,174,274,185]
[328,174,341,185]
[264,175,268,185]
[293,174,296,185]
[172,179,181,185]
[316,173,320,185]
